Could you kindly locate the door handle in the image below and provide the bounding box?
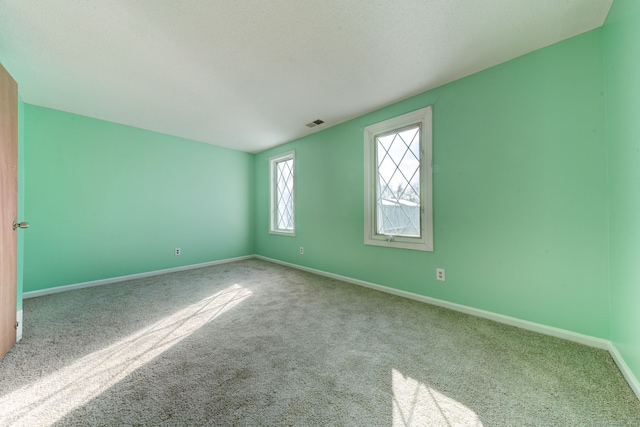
[12,221,29,230]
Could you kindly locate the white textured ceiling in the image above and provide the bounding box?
[0,0,613,153]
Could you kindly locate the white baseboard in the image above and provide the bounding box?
[22,255,254,299]
[18,253,640,401]
[257,256,640,401]
[609,343,640,401]
[256,255,610,350]
[16,310,23,342]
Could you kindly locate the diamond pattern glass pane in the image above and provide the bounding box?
[275,159,294,230]
[376,125,421,237]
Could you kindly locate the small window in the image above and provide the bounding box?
[270,150,296,236]
[364,106,433,251]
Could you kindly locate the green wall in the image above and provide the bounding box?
[604,0,640,386]
[255,30,610,339]
[23,105,254,292]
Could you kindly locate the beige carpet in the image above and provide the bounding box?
[1,259,639,426]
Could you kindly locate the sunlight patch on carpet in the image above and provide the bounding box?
[0,284,252,427]
[392,368,484,427]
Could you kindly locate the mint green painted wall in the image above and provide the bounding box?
[604,0,640,384]
[16,96,24,311]
[255,30,609,338]
[23,105,254,292]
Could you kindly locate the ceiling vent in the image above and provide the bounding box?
[305,119,325,128]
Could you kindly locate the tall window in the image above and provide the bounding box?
[364,106,433,251]
[270,150,295,235]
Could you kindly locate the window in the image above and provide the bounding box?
[364,106,433,251]
[270,150,296,235]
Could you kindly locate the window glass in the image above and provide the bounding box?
[270,151,295,235]
[364,107,433,251]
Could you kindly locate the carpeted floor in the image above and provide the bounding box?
[1,259,639,426]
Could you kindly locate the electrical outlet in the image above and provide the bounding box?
[299,247,304,255]
[175,248,181,256]
[436,268,445,282]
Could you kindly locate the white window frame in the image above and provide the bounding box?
[269,150,296,236]
[364,106,433,251]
